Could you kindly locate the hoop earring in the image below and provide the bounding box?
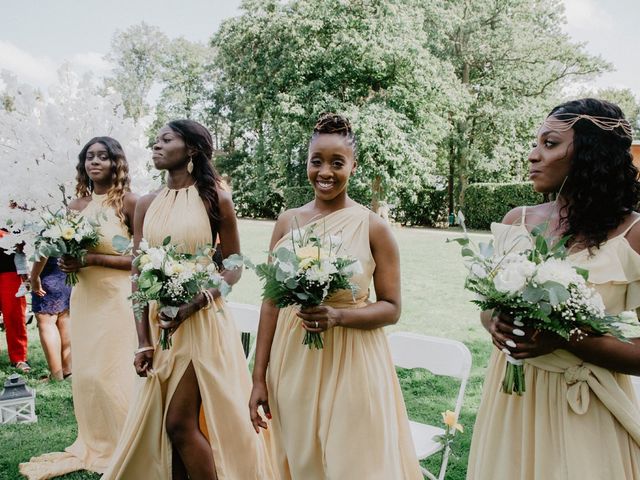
[187,156,194,174]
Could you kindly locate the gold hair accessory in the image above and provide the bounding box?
[187,156,194,174]
[544,113,633,138]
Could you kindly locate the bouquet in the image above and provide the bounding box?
[450,213,633,395]
[129,236,232,350]
[33,207,101,286]
[236,222,362,349]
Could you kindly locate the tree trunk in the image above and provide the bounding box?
[371,176,382,213]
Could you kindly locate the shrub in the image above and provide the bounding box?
[462,182,544,230]
[393,186,448,226]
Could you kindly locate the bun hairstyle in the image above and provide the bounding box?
[311,112,357,155]
[166,119,222,234]
[76,136,131,226]
[548,98,640,249]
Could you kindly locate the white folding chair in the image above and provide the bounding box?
[388,332,472,480]
[226,302,260,363]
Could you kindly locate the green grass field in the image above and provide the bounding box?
[0,219,492,480]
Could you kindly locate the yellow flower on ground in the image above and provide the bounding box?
[61,227,76,240]
[442,410,464,433]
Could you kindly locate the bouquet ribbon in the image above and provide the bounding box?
[527,349,640,446]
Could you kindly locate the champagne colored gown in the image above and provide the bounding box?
[20,192,136,478]
[468,213,640,480]
[102,185,274,479]
[266,205,422,480]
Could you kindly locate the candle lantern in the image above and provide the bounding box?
[0,374,37,424]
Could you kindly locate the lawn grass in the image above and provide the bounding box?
[0,219,492,480]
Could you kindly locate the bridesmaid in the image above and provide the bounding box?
[102,120,274,479]
[467,99,640,479]
[20,136,138,478]
[249,113,422,479]
[30,256,72,381]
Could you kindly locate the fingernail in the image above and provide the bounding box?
[501,348,511,355]
[505,339,517,348]
[512,328,525,337]
[513,320,524,327]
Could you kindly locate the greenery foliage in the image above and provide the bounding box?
[102,0,622,222]
[462,182,544,229]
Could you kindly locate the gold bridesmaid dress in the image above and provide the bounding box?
[102,185,274,480]
[20,192,137,478]
[266,205,422,479]
[468,218,640,480]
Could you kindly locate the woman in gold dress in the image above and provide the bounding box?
[103,120,273,480]
[20,136,138,478]
[249,113,422,479]
[468,98,640,479]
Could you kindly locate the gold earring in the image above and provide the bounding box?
[187,156,194,174]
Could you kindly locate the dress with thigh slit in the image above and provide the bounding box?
[101,185,274,480]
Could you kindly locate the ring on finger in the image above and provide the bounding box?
[315,321,319,328]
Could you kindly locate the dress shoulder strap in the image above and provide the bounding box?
[621,215,640,237]
[520,206,527,226]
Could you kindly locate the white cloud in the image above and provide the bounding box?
[563,0,613,33]
[0,42,113,90]
[0,41,57,87]
[70,52,113,75]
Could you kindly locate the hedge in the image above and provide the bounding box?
[462,182,544,230]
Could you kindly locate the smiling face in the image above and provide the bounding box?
[84,142,113,184]
[528,117,574,193]
[151,125,190,171]
[307,133,357,202]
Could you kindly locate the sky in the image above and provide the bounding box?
[0,0,638,97]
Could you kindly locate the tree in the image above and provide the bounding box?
[419,0,609,211]
[212,0,462,217]
[104,23,168,122]
[574,87,640,135]
[0,67,156,255]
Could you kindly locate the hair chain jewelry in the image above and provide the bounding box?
[545,113,633,138]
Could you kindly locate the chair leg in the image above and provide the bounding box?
[437,445,452,480]
[421,466,437,480]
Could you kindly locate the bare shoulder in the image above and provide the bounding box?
[135,192,158,214]
[368,210,392,234]
[68,196,90,212]
[501,202,552,226]
[368,210,397,252]
[622,212,640,255]
[123,191,139,209]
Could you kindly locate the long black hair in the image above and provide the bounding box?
[550,98,639,249]
[166,120,222,233]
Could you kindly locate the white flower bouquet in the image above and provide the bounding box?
[128,236,232,350]
[236,222,362,349]
[451,214,632,395]
[32,207,101,286]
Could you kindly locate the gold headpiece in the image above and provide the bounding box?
[544,113,633,138]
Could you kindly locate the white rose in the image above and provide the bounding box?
[534,258,577,288]
[470,262,488,279]
[147,248,165,270]
[494,265,527,295]
[139,239,150,252]
[515,259,536,279]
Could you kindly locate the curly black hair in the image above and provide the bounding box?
[166,119,222,235]
[550,98,639,249]
[311,112,357,155]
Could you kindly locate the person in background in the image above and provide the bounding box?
[0,229,29,372]
[30,256,72,381]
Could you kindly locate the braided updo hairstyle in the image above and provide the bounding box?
[311,113,357,156]
[550,98,639,249]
